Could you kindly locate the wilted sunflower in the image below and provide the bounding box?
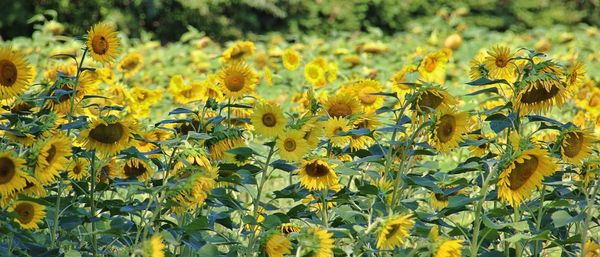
[87,22,120,63]
[484,45,516,81]
[34,136,72,185]
[9,200,46,230]
[498,147,558,206]
[376,214,415,250]
[79,118,135,156]
[559,128,595,165]
[263,232,292,257]
[299,159,338,190]
[323,94,360,118]
[218,61,257,99]
[322,117,352,148]
[143,233,165,257]
[305,227,334,257]
[282,48,301,71]
[67,158,90,181]
[0,152,27,197]
[250,102,287,138]
[117,52,143,78]
[222,41,255,62]
[431,108,468,152]
[276,130,310,162]
[514,67,568,115]
[411,87,457,114]
[0,47,33,99]
[120,159,154,181]
[418,50,448,84]
[434,239,463,257]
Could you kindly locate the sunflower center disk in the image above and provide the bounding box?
[0,157,16,184]
[359,88,377,105]
[89,123,125,144]
[45,145,57,164]
[283,138,297,151]
[385,224,401,239]
[424,58,437,72]
[495,57,508,68]
[225,72,245,92]
[519,83,560,104]
[261,113,277,127]
[305,162,330,177]
[412,91,442,111]
[508,155,539,190]
[328,104,352,117]
[15,202,34,224]
[124,162,147,177]
[562,132,584,157]
[121,59,139,71]
[436,115,456,143]
[92,36,109,54]
[0,59,18,87]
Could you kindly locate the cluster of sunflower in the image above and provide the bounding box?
[0,20,599,257]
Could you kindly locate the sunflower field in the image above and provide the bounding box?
[1,4,600,257]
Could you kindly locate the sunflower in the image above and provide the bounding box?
[264,232,292,257]
[218,61,257,99]
[434,239,463,257]
[376,214,415,250]
[323,94,361,118]
[0,152,27,197]
[79,118,135,156]
[411,87,457,114]
[250,102,287,138]
[584,240,600,257]
[98,159,118,184]
[280,223,301,235]
[391,65,417,91]
[304,63,326,87]
[264,66,273,86]
[143,233,165,257]
[514,71,568,116]
[45,71,97,114]
[173,171,216,213]
[322,117,352,148]
[222,41,255,62]
[277,130,311,162]
[468,134,490,156]
[563,61,585,89]
[352,79,384,111]
[208,136,245,161]
[0,47,33,99]
[9,201,46,230]
[67,158,90,181]
[431,108,468,153]
[86,22,120,63]
[35,136,72,185]
[484,45,516,81]
[282,48,302,70]
[305,227,334,257]
[168,75,203,104]
[117,52,143,78]
[577,159,600,186]
[419,50,448,84]
[298,159,338,190]
[301,118,324,148]
[559,128,595,165]
[120,159,154,181]
[497,147,558,206]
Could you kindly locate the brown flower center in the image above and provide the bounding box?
[385,224,401,239]
[120,58,139,71]
[91,35,109,55]
[589,93,600,108]
[328,103,352,118]
[14,202,35,224]
[519,83,561,104]
[0,59,18,87]
[283,138,297,152]
[412,91,443,112]
[225,71,245,92]
[495,57,508,68]
[305,161,330,177]
[262,113,277,127]
[436,115,456,143]
[0,157,16,184]
[508,155,538,190]
[124,161,147,178]
[89,122,125,144]
[562,132,584,158]
[45,145,57,164]
[424,58,437,72]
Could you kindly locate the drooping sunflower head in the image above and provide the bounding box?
[79,117,135,156]
[323,94,361,118]
[282,48,302,71]
[376,214,415,250]
[250,102,287,138]
[484,45,516,81]
[0,152,27,197]
[431,108,468,153]
[120,158,155,181]
[218,61,258,99]
[0,47,33,100]
[279,223,301,235]
[514,62,568,115]
[9,200,46,230]
[434,239,463,257]
[303,227,334,257]
[497,147,558,206]
[172,171,216,213]
[143,233,165,257]
[298,158,338,191]
[263,231,292,257]
[411,87,457,114]
[86,22,121,63]
[276,129,311,162]
[559,128,595,165]
[34,135,72,185]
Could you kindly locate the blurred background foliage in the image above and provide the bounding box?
[1,0,597,43]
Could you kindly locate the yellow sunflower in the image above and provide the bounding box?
[86,22,121,63]
[431,108,468,153]
[301,118,324,148]
[484,45,516,81]
[207,136,245,161]
[376,214,415,250]
[45,70,97,114]
[79,118,135,156]
[117,52,143,78]
[306,227,334,257]
[584,240,600,257]
[218,61,258,99]
[563,61,585,89]
[144,233,165,257]
[391,65,417,91]
[514,70,568,115]
[304,63,326,88]
[419,50,449,84]
[264,232,292,257]
[411,87,457,114]
[559,128,595,165]
[352,79,384,111]
[497,147,558,206]
[298,159,338,190]
[282,48,302,71]
[35,136,72,185]
[468,134,491,157]
[280,223,301,235]
[0,47,33,99]
[222,41,255,62]
[250,102,287,138]
[67,158,90,181]
[120,159,154,181]
[434,239,463,257]
[264,66,273,86]
[0,152,27,197]
[277,130,311,162]
[9,200,46,230]
[322,117,352,148]
[323,94,361,118]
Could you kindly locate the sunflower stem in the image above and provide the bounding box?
[227,97,232,128]
[580,180,600,257]
[321,188,329,227]
[514,205,522,257]
[51,178,63,248]
[247,144,275,255]
[533,184,546,257]
[470,164,495,257]
[89,150,98,257]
